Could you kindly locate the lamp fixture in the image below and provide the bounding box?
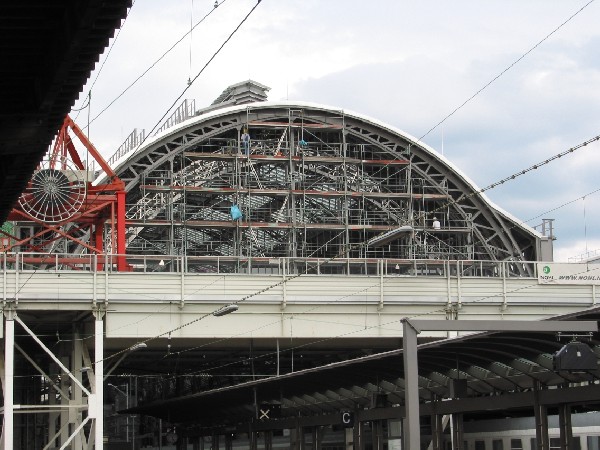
[212,304,239,317]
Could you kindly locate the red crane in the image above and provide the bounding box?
[3,116,130,271]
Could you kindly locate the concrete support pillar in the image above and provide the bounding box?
[353,421,363,450]
[430,411,443,450]
[263,430,272,450]
[559,403,573,450]
[451,413,464,450]
[371,420,384,450]
[4,314,14,450]
[534,381,549,450]
[344,428,353,450]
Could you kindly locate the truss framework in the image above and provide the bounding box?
[100,104,544,276]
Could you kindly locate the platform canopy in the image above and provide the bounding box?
[127,307,600,427]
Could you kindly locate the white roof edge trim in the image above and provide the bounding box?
[98,100,542,238]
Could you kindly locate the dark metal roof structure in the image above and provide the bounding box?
[128,307,600,427]
[0,0,132,221]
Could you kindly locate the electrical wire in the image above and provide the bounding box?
[78,0,254,223]
[5,0,249,298]
[521,186,600,226]
[364,0,597,186]
[131,0,262,152]
[416,0,596,145]
[72,1,136,122]
[169,268,593,380]
[423,134,600,225]
[95,133,599,367]
[83,0,230,130]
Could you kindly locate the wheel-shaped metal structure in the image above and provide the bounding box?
[18,158,86,223]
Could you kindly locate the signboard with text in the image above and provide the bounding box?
[537,263,600,285]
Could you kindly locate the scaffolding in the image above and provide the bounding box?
[108,91,545,277]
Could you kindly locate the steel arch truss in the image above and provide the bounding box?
[108,104,542,275]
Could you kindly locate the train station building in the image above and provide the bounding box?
[1,79,599,449]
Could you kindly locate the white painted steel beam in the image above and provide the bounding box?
[94,317,104,449]
[4,316,14,450]
[59,416,90,450]
[14,343,68,399]
[14,316,91,397]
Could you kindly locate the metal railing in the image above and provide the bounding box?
[0,252,538,278]
[107,128,146,169]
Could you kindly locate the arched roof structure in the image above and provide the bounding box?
[104,98,548,276]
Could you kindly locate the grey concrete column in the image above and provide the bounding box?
[451,413,464,450]
[558,403,573,450]
[371,420,384,450]
[353,420,364,450]
[430,410,443,450]
[534,381,549,450]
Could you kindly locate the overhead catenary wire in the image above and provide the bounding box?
[131,0,263,152]
[72,0,136,122]
[425,134,600,225]
[83,0,230,130]
[415,0,596,147]
[168,264,596,380]
[522,186,600,226]
[365,0,597,187]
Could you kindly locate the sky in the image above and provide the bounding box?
[71,0,600,262]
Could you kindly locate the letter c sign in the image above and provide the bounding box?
[341,411,354,428]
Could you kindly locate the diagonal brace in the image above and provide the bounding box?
[15,316,91,397]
